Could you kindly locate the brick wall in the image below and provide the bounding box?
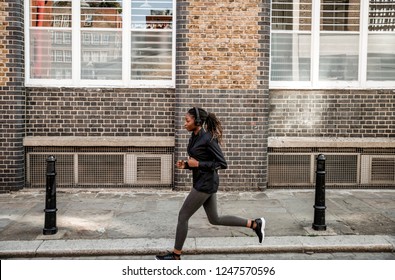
[0,0,25,192]
[26,88,175,137]
[4,1,392,191]
[175,0,271,190]
[269,90,395,138]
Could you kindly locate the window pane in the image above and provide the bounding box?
[271,33,311,81]
[81,31,122,80]
[319,34,359,81]
[367,34,395,81]
[132,0,173,30]
[272,0,312,31]
[271,1,312,82]
[369,0,395,32]
[131,31,172,80]
[81,1,122,28]
[30,0,72,28]
[367,1,395,81]
[30,1,72,79]
[30,29,72,79]
[80,2,123,80]
[321,0,360,32]
[131,1,173,80]
[320,0,359,81]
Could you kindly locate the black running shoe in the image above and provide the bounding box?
[254,217,265,243]
[155,252,181,260]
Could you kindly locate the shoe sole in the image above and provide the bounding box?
[259,217,265,243]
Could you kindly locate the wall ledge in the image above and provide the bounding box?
[269,137,395,148]
[23,136,175,147]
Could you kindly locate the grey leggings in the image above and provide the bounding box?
[174,188,248,251]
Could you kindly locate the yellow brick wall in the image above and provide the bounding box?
[0,3,9,86]
[186,0,261,89]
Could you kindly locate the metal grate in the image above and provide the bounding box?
[27,153,74,187]
[268,148,395,188]
[78,154,124,185]
[325,154,358,184]
[268,154,312,186]
[26,146,173,188]
[371,157,395,183]
[137,157,162,182]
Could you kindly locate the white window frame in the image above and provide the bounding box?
[25,0,176,88]
[270,0,395,90]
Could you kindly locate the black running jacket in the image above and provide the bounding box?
[185,129,227,193]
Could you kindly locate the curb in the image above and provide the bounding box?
[1,235,394,258]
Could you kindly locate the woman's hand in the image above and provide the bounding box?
[176,160,186,169]
[187,157,199,168]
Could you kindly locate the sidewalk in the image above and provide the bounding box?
[0,188,394,258]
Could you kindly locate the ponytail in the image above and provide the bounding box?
[206,112,223,145]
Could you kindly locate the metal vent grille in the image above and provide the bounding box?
[269,149,395,188]
[137,157,161,182]
[268,154,311,186]
[268,153,360,187]
[371,157,395,183]
[325,154,358,184]
[124,154,173,185]
[26,147,173,188]
[78,154,124,185]
[27,154,74,187]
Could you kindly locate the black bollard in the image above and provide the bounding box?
[312,154,327,231]
[43,155,58,235]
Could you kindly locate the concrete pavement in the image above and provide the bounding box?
[0,188,394,258]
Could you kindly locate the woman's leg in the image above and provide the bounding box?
[174,188,211,251]
[203,193,249,227]
[157,189,266,260]
[203,193,266,243]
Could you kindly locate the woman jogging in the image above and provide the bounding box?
[156,107,265,260]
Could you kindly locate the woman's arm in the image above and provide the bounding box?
[190,138,227,171]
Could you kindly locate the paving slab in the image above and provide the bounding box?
[0,189,394,258]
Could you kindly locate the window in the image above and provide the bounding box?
[367,0,395,81]
[131,2,173,81]
[26,0,175,88]
[320,0,360,81]
[270,0,395,89]
[271,1,312,82]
